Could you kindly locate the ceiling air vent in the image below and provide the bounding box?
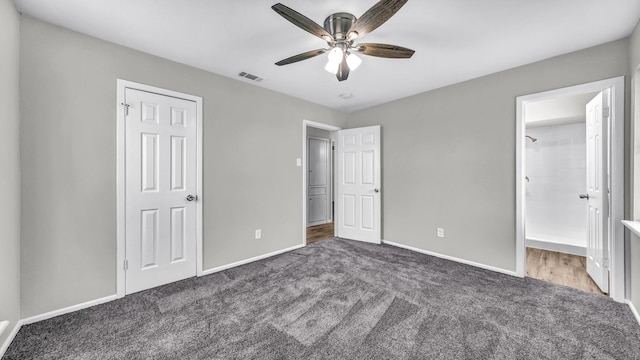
[238,72,264,82]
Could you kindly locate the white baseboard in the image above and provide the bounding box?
[627,300,640,326]
[1,243,309,356]
[0,321,8,338]
[200,244,306,276]
[21,295,118,326]
[0,294,118,358]
[382,240,518,277]
[526,239,586,256]
[0,320,22,358]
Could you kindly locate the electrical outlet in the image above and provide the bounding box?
[255,229,262,239]
[296,158,302,167]
[437,228,444,238]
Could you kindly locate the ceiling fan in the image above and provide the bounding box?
[272,0,415,81]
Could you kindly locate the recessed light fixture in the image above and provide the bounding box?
[339,93,353,100]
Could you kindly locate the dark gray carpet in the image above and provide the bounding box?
[4,239,640,359]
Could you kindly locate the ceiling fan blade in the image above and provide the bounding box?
[336,56,350,81]
[275,49,327,66]
[353,43,415,58]
[348,0,408,40]
[272,3,334,42]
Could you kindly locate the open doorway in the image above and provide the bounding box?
[302,121,383,246]
[307,127,336,244]
[524,91,604,295]
[516,77,625,302]
[303,121,341,245]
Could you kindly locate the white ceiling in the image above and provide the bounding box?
[13,0,640,112]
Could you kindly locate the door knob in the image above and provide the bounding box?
[186,195,197,201]
[374,188,380,193]
[579,194,589,200]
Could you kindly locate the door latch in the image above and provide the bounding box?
[186,195,198,201]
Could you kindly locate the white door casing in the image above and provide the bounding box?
[308,137,329,226]
[336,125,381,244]
[585,91,609,293]
[124,88,198,294]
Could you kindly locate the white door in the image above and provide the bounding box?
[585,91,609,293]
[308,137,329,226]
[336,126,381,244]
[125,88,198,294]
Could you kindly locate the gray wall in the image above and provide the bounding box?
[630,18,640,317]
[0,0,21,347]
[307,127,336,139]
[19,16,347,317]
[348,40,629,272]
[12,11,640,323]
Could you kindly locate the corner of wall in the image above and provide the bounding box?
[0,0,22,355]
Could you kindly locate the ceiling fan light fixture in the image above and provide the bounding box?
[327,47,344,63]
[271,1,414,81]
[325,60,340,74]
[346,53,362,71]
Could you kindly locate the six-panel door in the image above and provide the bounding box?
[336,126,381,244]
[125,88,197,294]
[308,137,330,226]
[585,91,609,293]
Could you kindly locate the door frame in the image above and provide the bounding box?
[302,120,341,245]
[116,79,204,298]
[515,76,625,302]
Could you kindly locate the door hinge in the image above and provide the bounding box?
[603,107,610,118]
[124,259,129,271]
[603,258,609,268]
[121,102,131,116]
